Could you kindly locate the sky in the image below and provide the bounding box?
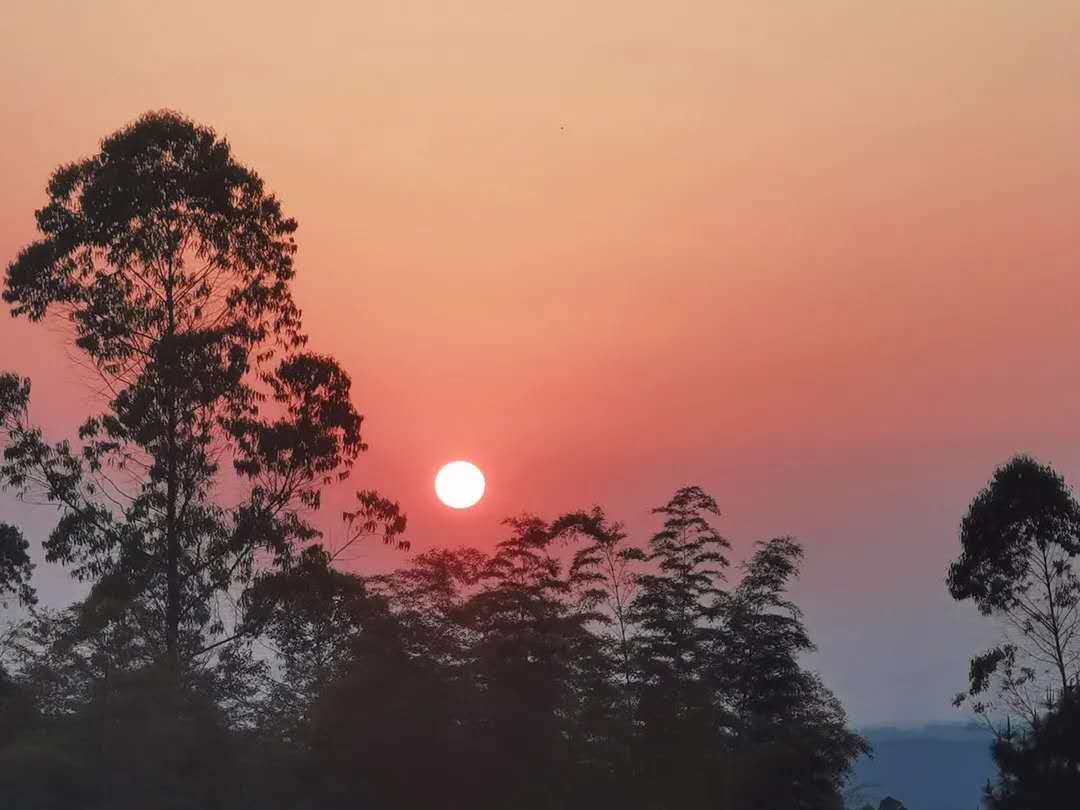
[3,0,1080,726]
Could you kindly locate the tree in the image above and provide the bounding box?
[985,688,1080,809]
[631,486,729,686]
[553,507,643,702]
[459,516,611,809]
[0,602,242,809]
[947,455,1080,724]
[0,521,34,608]
[0,517,35,750]
[242,545,381,741]
[711,537,869,809]
[312,547,487,810]
[629,486,730,807]
[0,111,386,671]
[0,382,35,611]
[714,537,812,723]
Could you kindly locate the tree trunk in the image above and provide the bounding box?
[164,263,180,669]
[1038,544,1069,696]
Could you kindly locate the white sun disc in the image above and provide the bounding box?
[435,461,486,509]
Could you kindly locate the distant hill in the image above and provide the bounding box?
[850,724,996,810]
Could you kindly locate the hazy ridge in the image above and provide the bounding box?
[852,724,995,810]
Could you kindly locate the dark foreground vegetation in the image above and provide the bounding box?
[1,490,866,809]
[2,111,1080,809]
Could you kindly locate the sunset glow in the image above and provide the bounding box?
[3,0,1080,732]
[8,1,1080,804]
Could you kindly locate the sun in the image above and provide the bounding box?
[435,461,486,509]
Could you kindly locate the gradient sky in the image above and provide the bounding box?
[4,1,1080,726]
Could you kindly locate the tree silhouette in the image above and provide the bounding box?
[0,520,34,608]
[712,537,869,808]
[1,489,870,808]
[947,455,1080,723]
[985,687,1080,809]
[457,516,604,807]
[554,507,641,702]
[0,111,390,671]
[631,486,728,688]
[0,111,408,807]
[629,486,729,805]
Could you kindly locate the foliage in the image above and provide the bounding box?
[948,455,1080,724]
[0,111,405,672]
[712,538,870,809]
[0,486,868,809]
[984,688,1080,810]
[0,520,34,607]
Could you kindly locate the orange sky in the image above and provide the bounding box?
[4,1,1080,724]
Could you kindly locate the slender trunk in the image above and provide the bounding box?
[164,261,180,669]
[601,545,637,733]
[165,446,178,665]
[606,550,633,700]
[1038,544,1069,695]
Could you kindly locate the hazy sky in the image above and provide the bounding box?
[4,1,1080,726]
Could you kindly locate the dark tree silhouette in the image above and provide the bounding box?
[1,488,868,808]
[458,516,608,808]
[0,111,406,808]
[0,517,35,762]
[0,111,397,671]
[984,687,1080,809]
[947,455,1080,724]
[629,486,730,805]
[0,520,34,608]
[712,538,869,808]
[554,507,641,700]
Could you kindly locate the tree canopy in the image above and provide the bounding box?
[948,455,1080,723]
[0,111,398,670]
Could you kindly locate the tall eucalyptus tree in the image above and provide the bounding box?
[0,111,386,668]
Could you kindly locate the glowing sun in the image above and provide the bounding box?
[435,461,486,509]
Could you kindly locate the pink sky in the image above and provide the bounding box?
[4,1,1080,724]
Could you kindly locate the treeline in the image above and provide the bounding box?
[1,489,866,809]
[0,110,865,809]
